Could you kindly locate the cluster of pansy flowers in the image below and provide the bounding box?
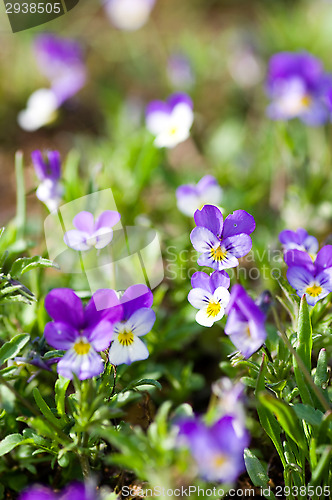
[176,378,249,483]
[187,204,268,359]
[266,51,332,125]
[18,34,86,132]
[280,228,332,306]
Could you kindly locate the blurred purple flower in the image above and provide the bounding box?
[104,0,155,31]
[176,175,223,217]
[177,414,249,483]
[19,482,96,500]
[19,485,55,500]
[225,284,267,358]
[212,378,246,424]
[44,288,122,380]
[266,51,331,125]
[167,53,194,89]
[146,92,194,148]
[284,246,332,305]
[64,210,121,251]
[34,33,86,105]
[188,270,230,327]
[190,205,255,270]
[279,228,318,256]
[31,150,63,212]
[109,284,155,365]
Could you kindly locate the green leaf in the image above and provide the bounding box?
[33,387,65,430]
[0,433,23,456]
[0,333,30,365]
[293,404,324,427]
[244,448,276,500]
[55,376,70,416]
[10,256,58,278]
[259,393,308,453]
[121,378,162,393]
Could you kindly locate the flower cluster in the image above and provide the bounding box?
[280,229,332,306]
[188,204,267,358]
[19,482,95,500]
[44,285,155,380]
[146,92,194,148]
[31,150,63,212]
[266,51,332,125]
[176,175,223,217]
[18,34,86,131]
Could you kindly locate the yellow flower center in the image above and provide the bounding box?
[300,95,311,108]
[74,339,91,356]
[212,453,227,468]
[210,246,227,262]
[169,126,178,136]
[306,283,322,297]
[206,301,221,317]
[118,330,134,346]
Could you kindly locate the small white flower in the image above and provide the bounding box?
[18,88,58,132]
[188,286,230,327]
[104,0,155,31]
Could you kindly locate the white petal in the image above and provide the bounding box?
[126,308,156,337]
[213,287,231,307]
[177,194,200,217]
[199,185,223,207]
[146,111,171,135]
[109,336,149,365]
[64,230,91,251]
[91,227,114,249]
[18,89,58,131]
[188,288,212,310]
[171,103,194,130]
[195,308,216,327]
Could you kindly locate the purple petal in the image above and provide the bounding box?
[61,482,95,500]
[223,233,252,258]
[95,210,121,230]
[315,245,332,274]
[222,210,255,239]
[85,319,115,351]
[279,229,301,246]
[190,226,220,253]
[85,289,122,327]
[121,284,153,319]
[194,205,223,237]
[57,348,104,380]
[46,151,61,180]
[19,486,55,500]
[44,288,84,329]
[212,415,250,453]
[63,229,90,251]
[286,266,312,294]
[72,211,95,233]
[44,321,78,350]
[168,92,193,110]
[210,270,230,290]
[31,151,47,181]
[196,175,219,195]
[126,307,156,336]
[191,271,212,292]
[284,249,315,272]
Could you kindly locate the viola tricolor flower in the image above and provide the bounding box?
[225,284,267,358]
[284,246,332,305]
[18,34,86,131]
[176,175,223,217]
[212,378,246,424]
[190,205,255,270]
[44,288,122,380]
[64,210,121,251]
[279,228,318,256]
[19,482,96,500]
[109,284,155,365]
[188,270,230,327]
[177,414,249,483]
[104,0,155,31]
[146,93,194,148]
[266,51,330,125]
[31,150,63,212]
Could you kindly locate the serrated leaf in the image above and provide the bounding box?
[0,333,30,366]
[10,256,58,278]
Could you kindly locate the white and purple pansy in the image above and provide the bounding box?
[108,284,156,365]
[266,51,331,125]
[31,150,63,212]
[176,175,223,217]
[284,246,332,306]
[225,284,267,359]
[44,288,122,380]
[279,228,318,257]
[190,205,255,271]
[104,0,155,31]
[64,210,121,251]
[188,270,230,327]
[146,92,194,148]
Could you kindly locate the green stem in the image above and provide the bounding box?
[15,151,26,240]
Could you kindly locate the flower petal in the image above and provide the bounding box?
[85,319,115,351]
[222,210,256,239]
[146,101,171,135]
[195,306,224,327]
[197,251,239,271]
[191,271,212,292]
[190,226,220,253]
[44,288,84,328]
[57,348,104,380]
[286,266,312,295]
[44,321,78,350]
[315,245,332,274]
[188,288,212,310]
[95,210,121,230]
[109,336,149,365]
[194,205,223,237]
[72,211,94,233]
[121,284,153,319]
[91,227,114,249]
[125,307,156,336]
[63,229,90,251]
[213,286,231,307]
[223,233,252,258]
[85,289,122,326]
[284,249,315,272]
[210,270,230,291]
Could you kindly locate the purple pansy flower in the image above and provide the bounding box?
[177,414,249,483]
[109,284,155,365]
[146,92,194,148]
[44,288,122,380]
[167,53,194,89]
[104,0,155,31]
[212,378,246,424]
[64,210,121,251]
[176,175,223,217]
[190,205,255,271]
[225,284,267,359]
[19,482,96,500]
[279,228,318,256]
[188,270,230,327]
[266,51,330,125]
[284,246,332,305]
[31,150,63,212]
